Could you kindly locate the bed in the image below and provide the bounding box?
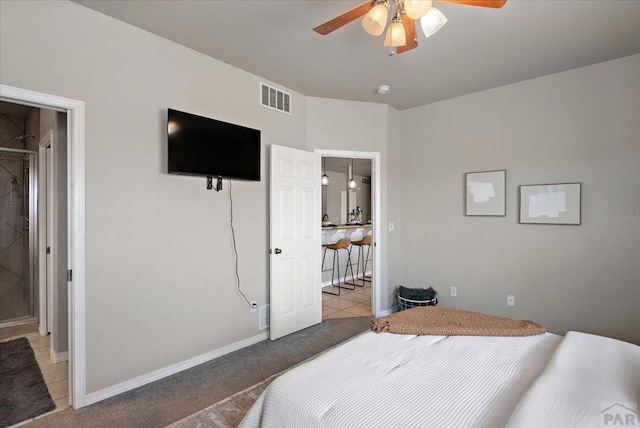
[239,315,640,427]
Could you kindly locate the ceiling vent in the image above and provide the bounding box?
[261,83,291,115]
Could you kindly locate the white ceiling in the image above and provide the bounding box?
[73,0,640,111]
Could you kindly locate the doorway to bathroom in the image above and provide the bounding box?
[1,84,85,409]
[1,99,72,415]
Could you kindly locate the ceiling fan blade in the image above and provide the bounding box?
[313,1,374,35]
[397,18,418,54]
[438,0,507,8]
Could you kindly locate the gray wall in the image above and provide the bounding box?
[322,171,371,224]
[396,54,640,345]
[1,0,309,393]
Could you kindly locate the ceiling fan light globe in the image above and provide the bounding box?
[420,6,447,38]
[383,21,407,47]
[362,4,388,36]
[404,0,433,20]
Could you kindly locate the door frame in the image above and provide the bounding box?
[0,84,86,408]
[314,149,382,316]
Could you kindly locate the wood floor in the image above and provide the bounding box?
[0,322,70,426]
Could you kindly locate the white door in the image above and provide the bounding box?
[270,144,322,340]
[38,133,53,336]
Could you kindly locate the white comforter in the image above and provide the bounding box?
[506,331,640,428]
[240,332,562,428]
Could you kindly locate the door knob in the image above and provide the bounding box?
[274,248,282,254]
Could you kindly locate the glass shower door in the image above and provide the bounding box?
[0,152,34,323]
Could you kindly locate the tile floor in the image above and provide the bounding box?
[0,321,70,426]
[322,279,372,319]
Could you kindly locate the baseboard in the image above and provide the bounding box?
[377,308,394,316]
[84,331,269,406]
[50,349,69,363]
[321,270,372,288]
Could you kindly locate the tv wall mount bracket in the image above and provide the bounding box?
[207,176,223,191]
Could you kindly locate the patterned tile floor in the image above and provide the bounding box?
[0,322,70,426]
[322,279,372,319]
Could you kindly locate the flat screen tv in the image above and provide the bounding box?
[168,109,261,181]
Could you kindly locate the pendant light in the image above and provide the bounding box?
[321,157,329,186]
[348,158,357,189]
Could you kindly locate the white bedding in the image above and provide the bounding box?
[240,331,562,428]
[506,331,640,428]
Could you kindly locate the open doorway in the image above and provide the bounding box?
[1,83,86,410]
[320,156,373,319]
[0,100,70,417]
[315,149,381,320]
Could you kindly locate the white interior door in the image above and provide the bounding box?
[38,133,53,336]
[270,144,322,340]
[46,146,54,333]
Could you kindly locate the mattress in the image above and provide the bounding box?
[240,331,562,428]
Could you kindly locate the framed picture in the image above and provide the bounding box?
[465,170,506,216]
[519,183,581,225]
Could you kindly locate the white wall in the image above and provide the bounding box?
[323,170,347,224]
[396,54,640,344]
[1,0,309,394]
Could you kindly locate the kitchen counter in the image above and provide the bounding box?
[322,223,372,230]
[321,224,372,287]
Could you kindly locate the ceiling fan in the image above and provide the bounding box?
[313,0,507,55]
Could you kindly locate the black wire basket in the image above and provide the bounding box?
[397,293,438,311]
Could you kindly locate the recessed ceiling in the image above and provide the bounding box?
[73,0,640,110]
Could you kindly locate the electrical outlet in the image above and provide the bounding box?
[507,295,515,307]
[250,301,258,312]
[450,287,457,297]
[388,222,395,232]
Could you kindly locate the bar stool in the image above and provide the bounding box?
[345,235,372,287]
[321,238,355,296]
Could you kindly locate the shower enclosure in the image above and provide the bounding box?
[0,144,38,324]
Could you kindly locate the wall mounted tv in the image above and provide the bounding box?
[168,109,261,181]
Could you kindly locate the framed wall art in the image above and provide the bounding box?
[465,170,506,216]
[519,182,581,225]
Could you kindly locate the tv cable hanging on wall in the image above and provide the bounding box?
[227,179,256,309]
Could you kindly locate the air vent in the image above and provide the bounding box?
[259,304,270,330]
[362,177,371,185]
[260,83,291,115]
